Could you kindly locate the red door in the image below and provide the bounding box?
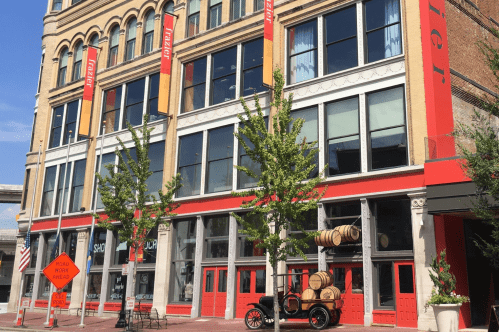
[201,267,227,317]
[329,263,364,325]
[394,261,417,328]
[236,266,266,318]
[287,264,318,294]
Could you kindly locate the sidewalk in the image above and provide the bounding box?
[0,312,425,332]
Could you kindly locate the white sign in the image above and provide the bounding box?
[126,297,135,310]
[122,264,129,275]
[21,298,30,309]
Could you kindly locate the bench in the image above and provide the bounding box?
[139,308,167,330]
[72,302,96,317]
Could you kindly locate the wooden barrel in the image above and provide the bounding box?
[314,230,341,247]
[301,288,318,300]
[309,271,333,290]
[334,225,360,242]
[320,286,341,300]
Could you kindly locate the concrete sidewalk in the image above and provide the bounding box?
[0,312,426,332]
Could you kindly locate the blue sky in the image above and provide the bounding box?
[0,2,46,228]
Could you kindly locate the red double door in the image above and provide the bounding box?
[329,263,364,325]
[236,266,267,318]
[201,267,228,317]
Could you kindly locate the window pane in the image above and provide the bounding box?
[188,14,200,36]
[30,235,39,269]
[290,107,318,143]
[185,58,207,87]
[352,267,364,294]
[125,103,143,127]
[148,142,164,172]
[367,25,402,63]
[206,240,228,257]
[164,1,174,13]
[243,38,263,69]
[240,270,251,293]
[291,269,303,293]
[377,263,394,307]
[289,50,317,84]
[109,273,125,301]
[110,27,120,47]
[207,159,233,193]
[205,270,214,292]
[206,216,229,237]
[328,135,360,175]
[189,0,201,14]
[109,47,119,66]
[212,47,237,80]
[208,126,233,161]
[243,68,265,96]
[126,40,136,61]
[333,267,345,293]
[178,165,201,197]
[376,199,412,251]
[24,275,35,298]
[60,49,69,68]
[256,270,266,293]
[144,33,154,54]
[44,233,58,266]
[52,0,62,10]
[326,38,358,74]
[327,97,359,138]
[183,84,206,112]
[212,75,236,105]
[218,270,227,292]
[74,43,83,62]
[126,79,145,106]
[41,166,57,216]
[365,0,400,31]
[368,87,404,131]
[148,73,160,99]
[103,87,122,133]
[175,220,197,260]
[179,133,203,166]
[172,261,195,302]
[145,11,155,32]
[210,4,222,28]
[238,155,260,189]
[371,126,406,169]
[93,230,107,265]
[325,6,356,44]
[90,34,99,47]
[398,265,414,293]
[146,171,163,200]
[240,236,265,257]
[54,163,71,215]
[127,19,137,40]
[136,272,155,301]
[142,227,157,264]
[289,20,317,55]
[232,0,245,19]
[113,238,128,265]
[87,274,102,300]
[39,275,51,299]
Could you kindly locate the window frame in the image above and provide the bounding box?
[203,215,230,260]
[236,214,266,260]
[254,0,264,11]
[205,125,235,194]
[72,41,83,81]
[230,0,245,20]
[287,19,319,85]
[208,0,223,29]
[52,0,62,11]
[187,0,201,37]
[210,47,238,106]
[125,18,138,61]
[122,78,146,128]
[241,38,267,97]
[142,11,156,54]
[182,57,207,113]
[108,25,120,67]
[57,47,69,87]
[288,106,319,179]
[48,100,83,149]
[288,209,319,257]
[68,159,87,213]
[372,261,396,310]
[177,132,203,198]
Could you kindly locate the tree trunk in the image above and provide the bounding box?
[273,248,280,332]
[128,245,138,331]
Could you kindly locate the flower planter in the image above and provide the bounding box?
[431,304,461,332]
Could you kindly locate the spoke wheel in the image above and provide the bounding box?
[309,306,330,330]
[329,309,341,326]
[245,308,264,330]
[281,294,301,317]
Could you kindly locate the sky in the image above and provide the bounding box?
[0,2,47,229]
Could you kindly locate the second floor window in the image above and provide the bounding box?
[209,0,222,29]
[49,100,81,149]
[40,166,57,217]
[183,57,207,113]
[143,11,155,54]
[206,125,233,194]
[69,159,87,212]
[102,87,122,134]
[242,38,266,96]
[288,20,317,84]
[188,0,200,37]
[58,48,69,87]
[289,106,318,178]
[125,18,137,61]
[147,73,165,122]
[211,47,237,105]
[108,26,120,67]
[72,41,83,81]
[324,5,357,74]
[124,78,145,127]
[177,133,203,198]
[231,0,245,20]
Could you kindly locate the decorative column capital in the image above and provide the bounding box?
[158,223,170,232]
[408,193,427,209]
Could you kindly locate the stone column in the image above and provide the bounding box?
[265,219,286,295]
[98,229,113,315]
[68,228,89,313]
[30,232,46,312]
[361,198,373,326]
[190,216,204,318]
[7,236,26,313]
[225,214,237,319]
[317,204,327,271]
[408,192,437,331]
[153,222,171,315]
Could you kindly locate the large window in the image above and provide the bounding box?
[289,107,318,178]
[69,159,87,212]
[211,47,237,105]
[205,215,229,258]
[63,231,78,262]
[87,273,102,300]
[109,273,125,301]
[365,0,401,63]
[177,133,202,197]
[92,230,107,266]
[242,38,266,96]
[49,106,64,149]
[288,20,317,84]
[54,163,71,215]
[125,18,137,61]
[171,219,196,303]
[326,97,360,176]
[48,100,82,148]
[142,227,158,264]
[206,125,234,193]
[113,231,129,265]
[289,209,318,255]
[108,26,120,67]
[183,58,207,112]
[40,166,57,217]
[237,117,268,189]
[123,78,145,127]
[147,73,165,122]
[374,262,394,309]
[58,48,69,87]
[146,142,165,200]
[101,87,122,134]
[44,233,58,267]
[143,11,155,54]
[63,100,79,144]
[209,0,222,29]
[367,86,407,170]
[374,198,412,252]
[72,41,83,81]
[94,153,115,209]
[231,0,245,20]
[187,0,200,37]
[29,234,39,269]
[324,5,357,74]
[325,201,362,255]
[238,214,266,258]
[135,272,155,301]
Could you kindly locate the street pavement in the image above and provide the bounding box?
[0,312,427,332]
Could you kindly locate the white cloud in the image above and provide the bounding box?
[0,102,22,112]
[0,121,31,142]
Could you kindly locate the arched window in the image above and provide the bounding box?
[125,18,137,61]
[58,48,69,87]
[72,41,83,81]
[143,11,155,54]
[90,34,99,48]
[161,2,175,42]
[108,26,120,67]
[52,0,62,10]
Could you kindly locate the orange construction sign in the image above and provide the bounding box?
[51,292,67,308]
[42,252,80,290]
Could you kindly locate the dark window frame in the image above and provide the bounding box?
[40,166,57,217]
[22,169,30,210]
[122,78,145,128]
[187,0,201,37]
[372,261,396,310]
[205,125,234,194]
[230,0,245,20]
[287,19,318,85]
[237,116,268,189]
[182,57,207,113]
[288,106,319,179]
[210,47,238,106]
[57,48,69,87]
[142,11,156,54]
[204,215,230,260]
[208,0,222,29]
[72,41,83,81]
[241,38,267,97]
[108,25,120,67]
[69,159,87,213]
[52,0,62,11]
[177,133,203,198]
[125,18,137,61]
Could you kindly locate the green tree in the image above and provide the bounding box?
[454,30,499,268]
[95,116,181,326]
[233,69,327,331]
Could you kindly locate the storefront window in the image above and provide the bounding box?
[171,219,196,303]
[205,215,229,259]
[374,199,412,252]
[30,235,39,269]
[289,209,318,255]
[93,230,107,265]
[39,275,51,300]
[238,214,266,258]
[142,227,157,264]
[87,274,102,300]
[172,261,195,302]
[136,272,155,301]
[64,231,78,262]
[240,270,250,293]
[24,275,35,298]
[109,273,126,301]
[325,201,362,255]
[333,267,345,293]
[44,233,57,266]
[113,232,129,266]
[255,270,266,293]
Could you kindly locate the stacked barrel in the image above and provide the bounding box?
[301,271,341,301]
[314,225,360,248]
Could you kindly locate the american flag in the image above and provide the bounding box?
[19,230,31,272]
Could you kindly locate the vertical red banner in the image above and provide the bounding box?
[263,0,273,87]
[79,47,97,138]
[420,0,455,159]
[158,14,174,116]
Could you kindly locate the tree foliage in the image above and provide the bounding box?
[232,69,327,331]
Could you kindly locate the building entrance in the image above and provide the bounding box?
[201,266,227,317]
[329,263,364,325]
[236,266,266,318]
[394,261,417,327]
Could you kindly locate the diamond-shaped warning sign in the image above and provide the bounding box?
[42,252,80,290]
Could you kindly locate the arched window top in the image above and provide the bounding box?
[144,11,155,33]
[74,42,83,62]
[164,1,174,13]
[126,18,137,41]
[90,34,99,47]
[110,26,120,47]
[60,48,69,67]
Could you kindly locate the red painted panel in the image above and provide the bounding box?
[104,302,122,311]
[35,300,48,308]
[424,159,471,186]
[31,214,95,232]
[329,263,364,325]
[394,262,417,328]
[236,266,267,318]
[433,215,472,328]
[372,310,396,325]
[166,304,191,315]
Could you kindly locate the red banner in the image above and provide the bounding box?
[264,0,273,41]
[79,47,97,137]
[158,14,175,116]
[263,0,273,87]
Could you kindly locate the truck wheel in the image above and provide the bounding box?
[281,294,301,317]
[309,307,330,330]
[245,308,264,330]
[329,309,341,326]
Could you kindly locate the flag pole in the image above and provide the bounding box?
[15,140,43,324]
[80,121,106,327]
[44,131,72,326]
